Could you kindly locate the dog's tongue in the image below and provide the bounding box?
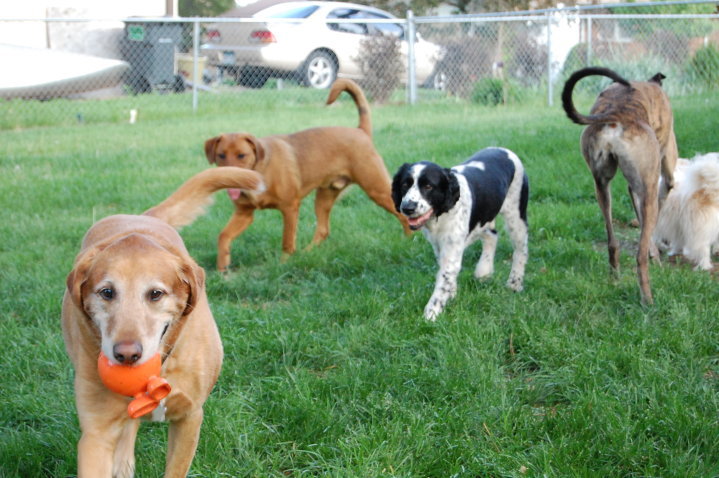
[408,209,434,229]
[227,188,242,200]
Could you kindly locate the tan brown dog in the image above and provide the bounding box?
[62,168,263,477]
[562,66,678,304]
[204,78,410,271]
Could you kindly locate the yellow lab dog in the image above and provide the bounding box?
[62,168,262,477]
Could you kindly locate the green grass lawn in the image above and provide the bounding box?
[1,88,718,477]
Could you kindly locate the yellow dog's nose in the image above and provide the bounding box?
[113,341,143,365]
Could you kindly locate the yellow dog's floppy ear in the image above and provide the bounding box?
[204,136,221,164]
[65,248,98,311]
[178,257,206,316]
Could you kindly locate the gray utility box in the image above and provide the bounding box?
[121,21,184,93]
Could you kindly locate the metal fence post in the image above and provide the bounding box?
[192,20,200,112]
[406,10,417,105]
[546,11,553,107]
[587,15,593,67]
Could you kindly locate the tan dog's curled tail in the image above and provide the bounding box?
[561,66,632,126]
[143,168,264,229]
[326,78,372,138]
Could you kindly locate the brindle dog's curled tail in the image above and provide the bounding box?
[325,78,373,138]
[561,66,632,125]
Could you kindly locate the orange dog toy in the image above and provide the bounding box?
[97,352,172,419]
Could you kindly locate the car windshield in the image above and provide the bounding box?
[263,5,320,18]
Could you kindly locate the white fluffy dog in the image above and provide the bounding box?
[654,153,719,270]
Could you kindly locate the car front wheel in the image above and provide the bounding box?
[431,70,447,91]
[301,51,337,89]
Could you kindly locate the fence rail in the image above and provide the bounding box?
[1,1,718,129]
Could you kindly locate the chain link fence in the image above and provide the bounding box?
[416,1,719,105]
[1,1,717,129]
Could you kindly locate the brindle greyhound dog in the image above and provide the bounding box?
[562,66,678,305]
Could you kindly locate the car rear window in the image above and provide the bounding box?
[327,8,400,36]
[265,5,319,18]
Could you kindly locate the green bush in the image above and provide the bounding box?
[471,78,503,105]
[354,33,403,104]
[688,45,719,88]
[470,77,522,106]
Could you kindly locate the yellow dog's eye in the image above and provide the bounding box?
[98,288,114,300]
[218,153,226,160]
[148,290,164,301]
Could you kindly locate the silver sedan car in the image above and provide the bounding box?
[201,1,444,89]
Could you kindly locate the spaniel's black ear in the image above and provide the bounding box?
[391,163,412,212]
[439,168,460,214]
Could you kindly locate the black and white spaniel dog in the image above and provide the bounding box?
[391,147,529,320]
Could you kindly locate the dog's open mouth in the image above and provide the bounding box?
[407,209,434,230]
[227,188,242,201]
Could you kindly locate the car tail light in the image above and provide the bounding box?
[206,29,221,43]
[250,29,276,43]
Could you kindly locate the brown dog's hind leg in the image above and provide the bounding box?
[217,206,255,271]
[375,193,412,236]
[356,175,412,235]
